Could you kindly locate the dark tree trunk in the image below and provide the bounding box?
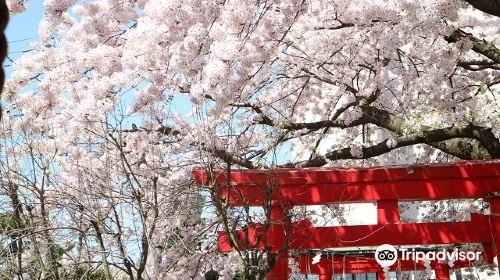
[465,0,500,17]
[1,0,8,110]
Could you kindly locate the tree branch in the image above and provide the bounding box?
[428,139,492,159]
[464,0,500,17]
[202,145,264,169]
[148,103,499,166]
[446,29,500,63]
[285,124,499,167]
[127,89,500,167]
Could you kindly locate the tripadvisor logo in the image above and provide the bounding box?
[375,244,482,268]
[375,244,398,267]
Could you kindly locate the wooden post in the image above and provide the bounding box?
[266,202,290,280]
[434,268,450,280]
[377,200,400,224]
[482,242,495,264]
[487,194,500,265]
[319,274,332,280]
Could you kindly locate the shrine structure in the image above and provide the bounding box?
[193,160,500,279]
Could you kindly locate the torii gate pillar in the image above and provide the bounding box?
[266,202,290,280]
[488,193,500,264]
[433,264,450,280]
[319,274,333,280]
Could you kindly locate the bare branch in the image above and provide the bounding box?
[202,145,264,169]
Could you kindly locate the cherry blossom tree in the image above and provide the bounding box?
[2,0,500,279]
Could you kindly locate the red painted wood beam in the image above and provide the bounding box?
[291,214,491,249]
[193,161,500,206]
[202,177,499,206]
[194,161,500,186]
[218,214,492,251]
[217,220,311,252]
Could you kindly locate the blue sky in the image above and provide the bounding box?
[4,0,43,78]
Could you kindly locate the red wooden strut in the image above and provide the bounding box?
[193,161,500,279]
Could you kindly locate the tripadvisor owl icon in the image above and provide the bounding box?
[375,244,398,267]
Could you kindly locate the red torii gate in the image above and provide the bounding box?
[193,160,500,279]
